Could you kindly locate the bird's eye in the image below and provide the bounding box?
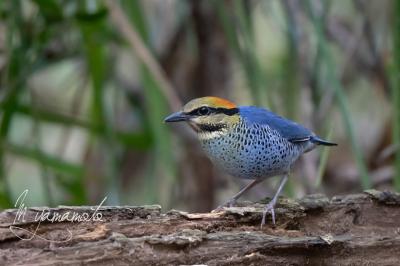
[197,106,210,116]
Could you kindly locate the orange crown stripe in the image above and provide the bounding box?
[207,97,237,109]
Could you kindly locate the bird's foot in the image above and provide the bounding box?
[261,200,276,228]
[213,198,237,212]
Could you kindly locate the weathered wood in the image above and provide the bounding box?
[0,190,399,265]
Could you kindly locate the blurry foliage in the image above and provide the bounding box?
[0,0,398,210]
[393,0,400,190]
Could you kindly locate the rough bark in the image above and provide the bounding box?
[0,190,399,265]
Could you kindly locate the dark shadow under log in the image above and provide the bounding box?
[0,190,399,265]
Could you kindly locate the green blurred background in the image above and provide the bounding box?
[0,0,399,212]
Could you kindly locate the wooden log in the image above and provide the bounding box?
[0,190,399,265]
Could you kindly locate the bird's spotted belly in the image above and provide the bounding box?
[200,124,302,179]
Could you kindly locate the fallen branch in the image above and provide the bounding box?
[0,190,399,265]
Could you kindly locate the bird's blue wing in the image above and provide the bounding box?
[238,106,313,142]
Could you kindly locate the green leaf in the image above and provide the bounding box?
[3,142,84,176]
[32,0,64,23]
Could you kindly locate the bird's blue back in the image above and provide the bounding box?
[238,106,313,142]
[200,106,314,179]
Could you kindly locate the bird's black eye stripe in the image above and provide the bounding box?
[218,107,239,116]
[187,107,214,116]
[187,107,239,116]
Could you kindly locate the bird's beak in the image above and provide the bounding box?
[164,111,190,123]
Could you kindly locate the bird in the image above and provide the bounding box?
[164,96,337,227]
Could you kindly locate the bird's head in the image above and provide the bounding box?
[164,97,240,138]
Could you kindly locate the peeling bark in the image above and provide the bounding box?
[0,190,399,265]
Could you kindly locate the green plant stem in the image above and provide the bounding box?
[215,0,272,109]
[315,125,334,188]
[307,0,371,189]
[393,0,400,191]
[0,0,24,206]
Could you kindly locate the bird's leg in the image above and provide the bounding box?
[261,175,288,227]
[215,179,263,210]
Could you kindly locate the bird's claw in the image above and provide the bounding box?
[213,198,236,212]
[227,199,236,207]
[261,201,276,228]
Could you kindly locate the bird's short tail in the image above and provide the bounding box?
[310,136,337,146]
